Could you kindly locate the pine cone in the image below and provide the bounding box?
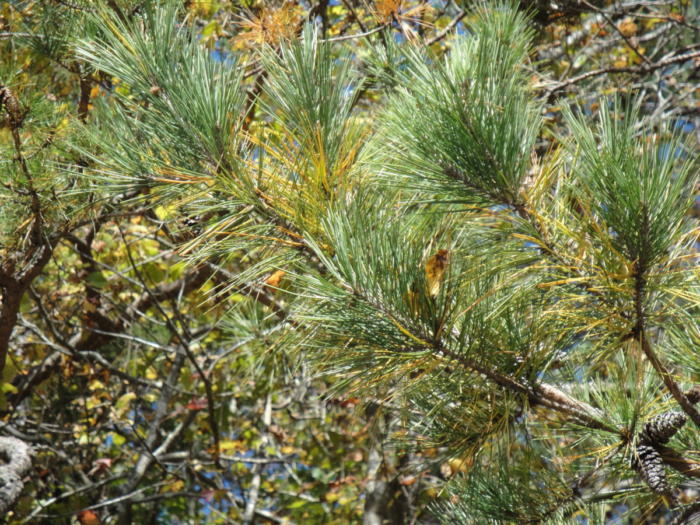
[632,444,670,495]
[0,87,23,128]
[685,386,700,405]
[640,411,686,445]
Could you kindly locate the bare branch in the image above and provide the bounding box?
[545,49,700,95]
[426,9,467,46]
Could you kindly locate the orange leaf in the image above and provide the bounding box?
[186,397,208,411]
[265,270,285,289]
[399,474,418,486]
[618,18,638,37]
[77,510,101,525]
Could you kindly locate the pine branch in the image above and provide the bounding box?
[115,350,187,525]
[638,333,700,427]
[362,290,617,434]
[320,240,619,435]
[322,24,389,43]
[633,266,700,427]
[656,444,700,478]
[0,86,55,376]
[436,341,615,433]
[670,501,700,525]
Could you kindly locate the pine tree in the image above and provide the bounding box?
[2,1,699,523]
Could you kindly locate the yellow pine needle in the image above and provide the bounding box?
[152,167,214,185]
[312,125,330,195]
[665,288,700,302]
[523,147,561,202]
[537,276,591,288]
[247,134,324,213]
[512,232,547,249]
[399,3,435,27]
[274,225,304,240]
[386,314,431,347]
[153,177,209,184]
[204,230,303,247]
[103,18,136,55]
[393,355,438,384]
[334,128,366,186]
[177,216,237,255]
[564,443,621,463]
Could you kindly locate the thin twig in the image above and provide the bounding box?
[426,9,467,46]
[545,49,700,95]
[0,32,31,39]
[322,24,389,42]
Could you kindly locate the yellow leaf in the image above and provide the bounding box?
[143,392,158,403]
[88,379,105,391]
[86,395,101,410]
[325,491,340,503]
[154,205,169,220]
[114,392,136,418]
[0,382,18,394]
[108,431,126,446]
[618,18,638,37]
[219,440,242,452]
[166,480,185,492]
[449,456,472,473]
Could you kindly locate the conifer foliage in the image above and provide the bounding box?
[1,1,699,523]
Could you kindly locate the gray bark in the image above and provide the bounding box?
[0,436,32,513]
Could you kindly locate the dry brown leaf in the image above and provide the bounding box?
[425,249,450,298]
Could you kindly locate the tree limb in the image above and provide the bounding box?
[545,49,700,95]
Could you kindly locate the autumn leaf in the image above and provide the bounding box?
[375,0,401,22]
[399,474,418,486]
[186,397,209,411]
[618,18,638,37]
[77,510,101,525]
[265,269,285,289]
[425,249,450,298]
[87,457,114,476]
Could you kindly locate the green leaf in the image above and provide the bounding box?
[87,271,108,288]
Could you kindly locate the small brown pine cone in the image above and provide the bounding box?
[632,444,670,495]
[640,411,687,445]
[685,386,700,405]
[0,87,23,128]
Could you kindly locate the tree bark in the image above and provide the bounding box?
[0,436,32,513]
